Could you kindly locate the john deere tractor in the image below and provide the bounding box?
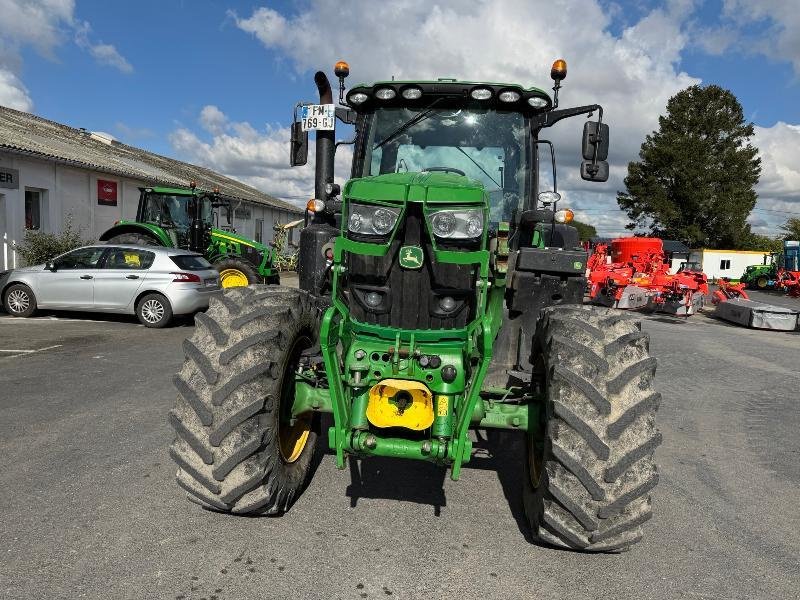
[169,60,661,552]
[99,185,279,287]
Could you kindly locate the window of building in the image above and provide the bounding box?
[719,259,731,270]
[255,218,264,244]
[25,190,41,230]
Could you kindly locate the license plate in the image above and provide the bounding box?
[300,104,335,131]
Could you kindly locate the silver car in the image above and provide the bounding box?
[0,245,221,327]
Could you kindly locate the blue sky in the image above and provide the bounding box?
[2,0,799,235]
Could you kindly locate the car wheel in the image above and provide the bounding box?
[136,293,173,328]
[4,283,37,317]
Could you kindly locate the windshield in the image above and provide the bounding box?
[142,193,213,230]
[360,107,529,224]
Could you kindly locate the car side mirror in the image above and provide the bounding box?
[290,121,309,167]
[580,159,609,182]
[45,260,56,271]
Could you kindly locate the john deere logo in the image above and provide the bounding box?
[399,245,424,269]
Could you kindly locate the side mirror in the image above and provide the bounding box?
[581,159,609,182]
[45,260,56,271]
[582,121,609,161]
[290,121,309,167]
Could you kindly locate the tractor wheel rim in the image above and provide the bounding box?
[278,335,312,463]
[141,299,164,323]
[8,290,29,313]
[528,352,547,489]
[219,269,249,288]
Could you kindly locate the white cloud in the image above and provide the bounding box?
[169,106,351,204]
[74,20,133,74]
[0,2,132,113]
[0,66,32,112]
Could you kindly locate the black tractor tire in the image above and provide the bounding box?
[524,305,661,552]
[214,258,260,288]
[3,283,37,317]
[107,232,162,246]
[169,285,320,515]
[756,276,769,289]
[136,292,173,328]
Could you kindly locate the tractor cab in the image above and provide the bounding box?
[136,185,229,252]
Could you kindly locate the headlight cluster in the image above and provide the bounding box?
[348,203,400,236]
[429,209,484,239]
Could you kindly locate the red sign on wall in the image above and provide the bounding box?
[97,179,118,206]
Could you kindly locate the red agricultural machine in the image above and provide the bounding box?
[711,278,749,305]
[588,237,709,315]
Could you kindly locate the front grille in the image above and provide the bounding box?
[342,206,477,330]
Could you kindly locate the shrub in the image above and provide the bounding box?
[13,216,94,266]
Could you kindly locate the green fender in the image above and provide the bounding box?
[99,221,174,247]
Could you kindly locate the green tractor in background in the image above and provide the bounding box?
[169,60,661,552]
[740,253,778,289]
[99,184,279,288]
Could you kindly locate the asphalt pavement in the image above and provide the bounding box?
[1,289,799,600]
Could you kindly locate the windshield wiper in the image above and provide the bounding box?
[455,146,502,189]
[373,98,444,150]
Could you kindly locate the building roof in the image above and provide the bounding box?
[662,240,690,254]
[0,105,302,214]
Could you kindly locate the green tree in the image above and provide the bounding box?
[617,85,761,248]
[779,217,800,241]
[739,232,783,253]
[572,219,597,242]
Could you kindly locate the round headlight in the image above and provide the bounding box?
[348,92,369,105]
[538,191,562,205]
[372,208,396,234]
[431,212,456,237]
[349,212,363,232]
[365,292,382,307]
[466,213,483,237]
[402,87,422,100]
[439,296,456,312]
[375,87,396,100]
[527,96,548,108]
[498,90,521,103]
[470,88,492,100]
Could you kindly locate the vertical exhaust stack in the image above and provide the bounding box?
[313,71,335,201]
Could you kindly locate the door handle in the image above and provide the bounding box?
[125,274,140,280]
[80,274,93,280]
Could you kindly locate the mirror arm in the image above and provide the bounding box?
[532,104,603,130]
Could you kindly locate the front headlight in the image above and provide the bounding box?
[348,203,400,236]
[428,209,484,239]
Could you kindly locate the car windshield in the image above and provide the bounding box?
[360,107,529,224]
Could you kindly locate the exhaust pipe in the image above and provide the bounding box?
[314,71,334,201]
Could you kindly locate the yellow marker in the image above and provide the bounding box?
[436,395,448,417]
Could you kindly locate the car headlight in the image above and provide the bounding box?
[348,203,400,236]
[428,209,484,239]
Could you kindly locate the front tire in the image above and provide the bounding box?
[525,306,661,552]
[136,293,173,328]
[214,258,260,288]
[169,286,319,515]
[4,283,37,317]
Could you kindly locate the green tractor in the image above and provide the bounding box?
[169,60,661,552]
[740,253,778,290]
[99,184,279,288]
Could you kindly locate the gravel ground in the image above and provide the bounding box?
[1,288,798,600]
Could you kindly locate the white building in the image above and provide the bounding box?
[688,248,773,280]
[0,105,302,270]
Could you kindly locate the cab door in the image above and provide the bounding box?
[93,248,153,311]
[37,247,107,309]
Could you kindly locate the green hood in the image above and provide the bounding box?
[344,172,487,206]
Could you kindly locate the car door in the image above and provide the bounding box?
[92,248,153,311]
[38,247,107,309]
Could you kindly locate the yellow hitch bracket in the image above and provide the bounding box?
[366,379,434,431]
